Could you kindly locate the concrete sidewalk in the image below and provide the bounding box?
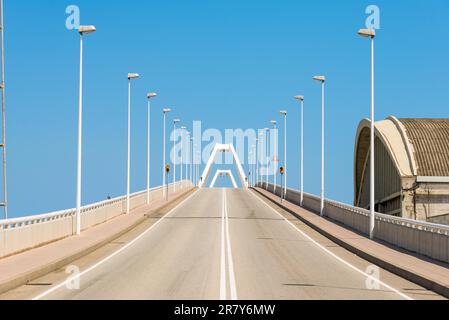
[0,187,195,295]
[253,187,449,298]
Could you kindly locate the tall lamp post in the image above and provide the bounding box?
[250,148,253,187]
[279,111,288,199]
[248,150,253,187]
[270,120,277,193]
[173,118,180,192]
[162,108,172,199]
[192,143,197,186]
[0,0,7,219]
[358,28,376,239]
[255,137,259,187]
[75,25,96,235]
[259,132,264,187]
[181,126,187,189]
[313,76,325,217]
[190,137,194,185]
[264,128,270,190]
[186,132,191,184]
[192,145,194,186]
[252,144,256,187]
[193,144,198,186]
[146,93,157,205]
[126,73,140,215]
[196,150,200,186]
[294,95,304,207]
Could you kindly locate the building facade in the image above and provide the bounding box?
[354,116,449,224]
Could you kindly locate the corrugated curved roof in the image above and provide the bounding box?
[399,119,449,177]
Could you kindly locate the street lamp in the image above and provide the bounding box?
[126,73,140,216]
[173,118,180,192]
[192,143,196,186]
[294,95,304,207]
[264,128,270,190]
[248,150,253,187]
[259,132,264,187]
[196,150,200,187]
[186,131,191,184]
[255,138,259,187]
[313,76,325,217]
[270,120,277,193]
[279,111,288,199]
[75,25,96,235]
[162,108,172,199]
[190,137,194,185]
[181,126,187,189]
[193,144,199,186]
[248,149,251,187]
[146,93,157,205]
[358,28,376,239]
[252,144,256,187]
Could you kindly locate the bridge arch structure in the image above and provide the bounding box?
[210,170,238,188]
[199,144,248,189]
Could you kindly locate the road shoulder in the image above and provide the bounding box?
[252,187,449,299]
[0,187,196,297]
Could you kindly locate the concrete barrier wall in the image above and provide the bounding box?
[258,183,449,264]
[0,181,192,259]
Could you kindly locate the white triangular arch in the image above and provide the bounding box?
[199,144,248,189]
[210,170,238,188]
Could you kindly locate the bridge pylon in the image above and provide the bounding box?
[198,144,248,189]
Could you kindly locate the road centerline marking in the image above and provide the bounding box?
[224,189,238,300]
[220,189,227,300]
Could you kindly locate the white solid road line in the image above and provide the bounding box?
[32,189,201,301]
[219,189,238,300]
[220,189,227,300]
[249,190,413,301]
[224,189,238,300]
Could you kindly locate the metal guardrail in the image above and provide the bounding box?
[261,183,449,235]
[259,182,449,263]
[0,184,176,230]
[375,212,449,234]
[0,181,193,259]
[321,192,449,234]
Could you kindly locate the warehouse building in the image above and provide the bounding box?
[354,116,449,224]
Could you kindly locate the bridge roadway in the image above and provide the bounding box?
[3,189,443,300]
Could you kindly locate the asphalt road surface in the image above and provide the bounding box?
[5,189,443,300]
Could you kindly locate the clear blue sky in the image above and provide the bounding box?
[5,0,449,218]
